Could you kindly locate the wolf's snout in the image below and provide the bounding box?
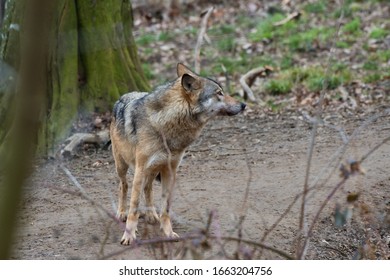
[240,103,246,111]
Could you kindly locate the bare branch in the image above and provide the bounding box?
[273,11,301,26]
[297,0,345,259]
[194,7,213,73]
[239,66,272,103]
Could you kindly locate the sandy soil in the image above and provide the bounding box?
[11,108,390,259]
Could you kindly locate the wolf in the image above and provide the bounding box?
[110,63,246,245]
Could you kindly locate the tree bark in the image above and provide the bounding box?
[0,0,54,259]
[0,0,149,154]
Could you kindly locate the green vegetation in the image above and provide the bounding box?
[141,63,155,80]
[264,79,292,95]
[363,73,381,83]
[250,13,295,42]
[284,26,334,51]
[343,18,361,34]
[136,33,156,46]
[363,61,378,71]
[369,27,388,39]
[304,1,327,14]
[134,0,388,112]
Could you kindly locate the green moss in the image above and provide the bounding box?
[77,0,149,112]
[42,0,80,151]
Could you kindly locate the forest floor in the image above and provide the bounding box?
[11,0,390,259]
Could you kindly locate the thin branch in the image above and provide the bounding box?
[299,178,348,255]
[297,1,345,259]
[239,67,271,103]
[273,11,301,26]
[360,135,390,163]
[194,7,213,73]
[100,231,293,260]
[260,110,390,250]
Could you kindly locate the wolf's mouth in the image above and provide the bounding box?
[225,103,246,116]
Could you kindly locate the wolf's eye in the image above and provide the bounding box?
[216,90,224,96]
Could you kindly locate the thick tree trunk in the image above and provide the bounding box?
[0,0,54,259]
[0,0,149,154]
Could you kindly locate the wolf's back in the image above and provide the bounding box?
[112,91,148,136]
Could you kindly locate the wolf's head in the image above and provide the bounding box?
[177,63,246,122]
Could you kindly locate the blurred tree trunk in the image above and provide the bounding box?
[0,0,54,259]
[0,0,148,258]
[0,0,149,155]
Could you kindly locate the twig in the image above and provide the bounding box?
[297,1,345,259]
[239,67,272,103]
[260,110,390,250]
[57,166,120,224]
[307,108,390,197]
[194,7,213,73]
[235,152,253,256]
[273,11,301,26]
[299,178,348,255]
[360,135,390,163]
[101,231,293,260]
[221,64,231,92]
[299,122,390,259]
[60,164,86,194]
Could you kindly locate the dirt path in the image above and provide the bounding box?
[12,109,390,259]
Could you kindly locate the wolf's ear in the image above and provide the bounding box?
[177,63,197,77]
[181,73,201,93]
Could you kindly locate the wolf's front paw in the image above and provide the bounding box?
[167,231,180,240]
[120,230,136,245]
[116,211,127,222]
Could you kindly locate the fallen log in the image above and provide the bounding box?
[61,130,110,158]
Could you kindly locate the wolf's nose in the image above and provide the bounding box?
[241,103,246,110]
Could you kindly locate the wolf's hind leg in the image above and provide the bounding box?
[115,157,129,222]
[144,179,160,224]
[159,168,179,239]
[121,169,155,245]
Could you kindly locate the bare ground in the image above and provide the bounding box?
[11,107,390,259]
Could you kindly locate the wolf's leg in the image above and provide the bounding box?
[159,167,179,239]
[121,168,155,245]
[115,157,129,222]
[144,179,159,224]
[121,167,143,245]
